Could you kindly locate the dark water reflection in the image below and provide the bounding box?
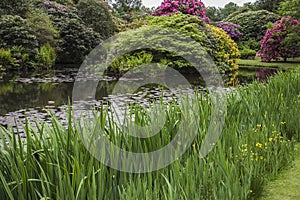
[0,67,257,133]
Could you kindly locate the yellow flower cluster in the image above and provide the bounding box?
[206,24,240,86]
[239,122,288,161]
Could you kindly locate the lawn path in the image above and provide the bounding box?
[260,145,300,200]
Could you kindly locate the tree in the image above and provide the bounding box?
[278,0,300,20]
[253,0,283,13]
[206,6,222,22]
[112,0,142,14]
[219,2,239,20]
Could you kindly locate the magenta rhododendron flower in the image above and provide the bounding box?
[152,0,210,23]
[257,16,300,62]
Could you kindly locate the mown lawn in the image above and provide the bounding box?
[260,144,300,200]
[238,58,300,71]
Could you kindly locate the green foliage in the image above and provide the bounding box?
[0,0,31,17]
[219,2,240,20]
[112,0,142,14]
[108,13,240,85]
[57,19,102,64]
[225,10,280,42]
[205,3,240,22]
[205,6,222,22]
[0,48,18,68]
[278,0,300,20]
[50,0,74,5]
[43,1,102,64]
[110,51,153,75]
[26,10,58,46]
[240,39,261,51]
[35,43,56,68]
[77,0,116,39]
[240,48,257,59]
[0,15,38,55]
[253,0,283,13]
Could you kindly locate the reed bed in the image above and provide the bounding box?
[0,68,299,200]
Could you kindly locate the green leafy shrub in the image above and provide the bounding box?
[35,43,56,68]
[0,46,33,70]
[42,1,102,64]
[77,0,115,39]
[109,51,153,75]
[26,10,58,47]
[225,10,280,42]
[49,0,74,5]
[42,0,79,20]
[57,19,102,64]
[0,0,31,17]
[109,13,240,85]
[0,15,38,55]
[240,48,257,59]
[278,0,300,20]
[240,39,261,51]
[0,48,18,68]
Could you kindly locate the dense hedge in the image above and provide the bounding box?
[108,13,240,85]
[225,10,280,42]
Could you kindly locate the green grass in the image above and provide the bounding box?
[0,68,299,199]
[259,144,300,200]
[238,57,300,71]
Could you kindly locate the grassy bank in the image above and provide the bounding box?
[0,68,300,199]
[238,58,300,71]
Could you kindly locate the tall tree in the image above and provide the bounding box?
[112,0,142,14]
[253,0,284,12]
[206,6,222,22]
[219,2,239,20]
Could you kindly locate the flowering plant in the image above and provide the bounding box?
[152,0,210,23]
[257,16,300,62]
[217,21,242,41]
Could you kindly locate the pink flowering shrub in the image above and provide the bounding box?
[152,0,210,23]
[217,21,242,41]
[257,16,300,62]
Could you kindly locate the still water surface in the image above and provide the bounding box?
[0,67,257,131]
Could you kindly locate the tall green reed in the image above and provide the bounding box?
[0,68,299,199]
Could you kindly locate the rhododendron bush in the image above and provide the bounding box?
[217,21,242,42]
[257,16,300,62]
[152,0,210,23]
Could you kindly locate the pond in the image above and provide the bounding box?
[0,66,262,133]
